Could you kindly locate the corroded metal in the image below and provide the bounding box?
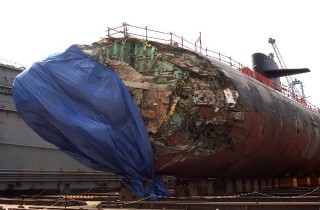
[80,37,320,179]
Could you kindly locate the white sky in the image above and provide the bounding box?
[1,0,319,106]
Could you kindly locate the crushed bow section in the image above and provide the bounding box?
[78,37,241,174]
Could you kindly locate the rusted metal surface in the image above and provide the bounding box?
[79,37,320,179]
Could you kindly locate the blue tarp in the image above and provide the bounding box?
[12,45,169,198]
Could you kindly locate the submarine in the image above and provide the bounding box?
[84,37,319,179]
[12,24,320,196]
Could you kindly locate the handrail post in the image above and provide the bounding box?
[125,24,128,37]
[170,32,173,45]
[205,48,208,56]
[122,22,127,37]
[218,53,221,61]
[199,32,202,54]
[229,56,232,66]
[107,27,110,38]
[181,36,184,48]
[195,42,197,52]
[145,26,148,41]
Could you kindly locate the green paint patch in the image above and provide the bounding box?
[105,40,185,79]
[171,113,181,124]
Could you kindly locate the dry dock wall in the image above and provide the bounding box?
[0,63,120,193]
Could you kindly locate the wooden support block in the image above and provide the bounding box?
[206,180,214,195]
[310,177,320,186]
[236,178,243,192]
[245,178,251,192]
[120,186,134,201]
[225,179,233,194]
[253,178,259,191]
[267,178,273,190]
[273,178,279,189]
[188,182,198,196]
[260,178,266,190]
[280,177,297,188]
[198,180,207,195]
[297,177,310,186]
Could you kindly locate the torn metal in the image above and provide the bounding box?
[78,37,320,179]
[78,37,237,162]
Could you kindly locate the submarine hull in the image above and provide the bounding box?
[155,60,320,178]
[80,37,320,179]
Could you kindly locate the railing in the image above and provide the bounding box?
[241,67,320,112]
[241,67,281,91]
[107,23,244,69]
[106,23,319,113]
[0,58,26,69]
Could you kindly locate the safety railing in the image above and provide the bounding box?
[107,23,243,69]
[0,58,26,69]
[106,23,319,113]
[241,67,281,91]
[241,67,319,112]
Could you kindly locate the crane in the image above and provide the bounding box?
[268,38,306,99]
